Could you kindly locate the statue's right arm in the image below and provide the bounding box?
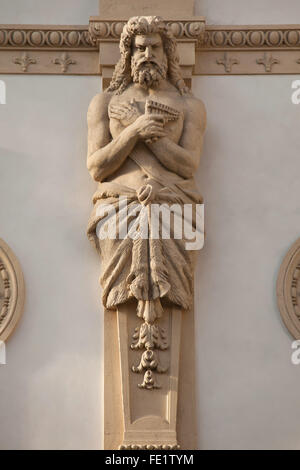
[87,92,139,182]
[87,93,166,182]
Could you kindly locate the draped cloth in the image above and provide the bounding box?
[87,142,203,316]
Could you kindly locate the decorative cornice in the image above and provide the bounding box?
[191,25,300,75]
[202,25,300,50]
[2,23,300,51]
[0,25,95,50]
[1,21,300,75]
[88,17,206,46]
[0,26,97,74]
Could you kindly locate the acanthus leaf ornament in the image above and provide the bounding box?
[216,52,239,73]
[256,52,279,73]
[13,52,37,72]
[131,320,168,390]
[53,53,76,73]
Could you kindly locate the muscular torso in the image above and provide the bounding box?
[105,83,186,189]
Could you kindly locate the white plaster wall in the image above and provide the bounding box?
[0,0,98,24]
[0,74,103,450]
[194,75,300,450]
[198,0,300,25]
[1,0,300,450]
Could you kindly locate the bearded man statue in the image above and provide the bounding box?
[87,17,206,388]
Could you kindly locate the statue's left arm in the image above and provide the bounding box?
[146,97,206,179]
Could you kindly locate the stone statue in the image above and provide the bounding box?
[87,16,206,448]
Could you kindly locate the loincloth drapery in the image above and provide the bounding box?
[87,146,203,312]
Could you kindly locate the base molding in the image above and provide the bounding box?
[104,300,197,450]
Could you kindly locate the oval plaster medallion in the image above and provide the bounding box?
[0,239,25,341]
[277,238,300,339]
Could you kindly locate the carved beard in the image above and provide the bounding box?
[131,56,168,89]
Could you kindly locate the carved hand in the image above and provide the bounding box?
[108,98,142,127]
[129,113,166,141]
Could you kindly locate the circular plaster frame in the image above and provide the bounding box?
[0,239,25,342]
[277,238,300,339]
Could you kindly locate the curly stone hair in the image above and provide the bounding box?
[107,16,189,95]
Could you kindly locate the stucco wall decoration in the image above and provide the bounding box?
[0,239,25,342]
[2,22,300,76]
[1,0,300,452]
[277,238,300,339]
[87,14,206,449]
